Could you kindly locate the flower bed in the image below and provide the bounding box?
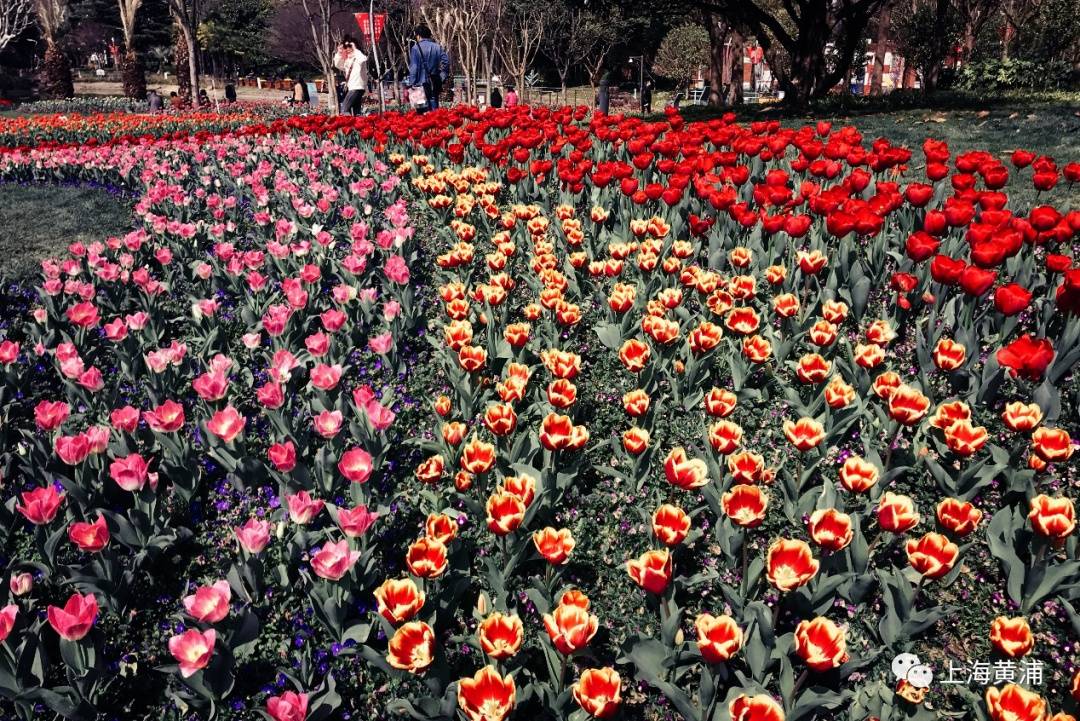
[0,105,1077,721]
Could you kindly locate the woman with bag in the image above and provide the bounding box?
[406,24,450,113]
[334,36,368,115]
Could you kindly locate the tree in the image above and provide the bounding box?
[420,0,499,100]
[893,0,959,91]
[0,0,33,54]
[198,0,271,75]
[690,0,888,104]
[117,0,147,97]
[165,0,211,107]
[494,0,546,100]
[653,22,708,92]
[703,12,743,105]
[540,0,622,94]
[36,0,74,97]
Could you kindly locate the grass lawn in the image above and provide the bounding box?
[0,184,131,280]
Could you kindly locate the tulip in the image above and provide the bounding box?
[695,613,743,663]
[1028,495,1075,539]
[543,601,599,654]
[794,617,848,671]
[0,605,17,643]
[626,548,672,594]
[386,621,435,673]
[338,447,374,483]
[766,539,819,591]
[729,694,786,721]
[936,498,983,537]
[989,616,1034,658]
[1031,427,1073,462]
[266,691,309,721]
[663,447,710,490]
[286,491,324,524]
[310,539,360,581]
[406,537,448,578]
[168,628,216,678]
[572,667,621,718]
[807,509,853,551]
[68,515,109,552]
[182,580,231,623]
[878,492,920,533]
[235,518,271,554]
[17,486,64,525]
[906,532,959,578]
[9,573,32,596]
[532,527,575,565]
[984,684,1047,721]
[457,666,515,721]
[652,504,691,546]
[338,505,378,537]
[374,578,425,624]
[478,612,523,659]
[47,592,98,641]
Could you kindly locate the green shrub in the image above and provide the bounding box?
[956,57,1072,92]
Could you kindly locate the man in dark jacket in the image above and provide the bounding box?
[407,24,450,113]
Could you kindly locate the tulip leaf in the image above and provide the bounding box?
[1021,560,1080,613]
[986,507,1026,604]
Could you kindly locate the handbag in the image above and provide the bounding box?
[408,85,427,107]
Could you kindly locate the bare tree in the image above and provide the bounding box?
[299,0,340,113]
[0,0,32,54]
[420,0,498,100]
[542,1,620,97]
[493,0,545,100]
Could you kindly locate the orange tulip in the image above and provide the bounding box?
[622,427,650,455]
[652,504,691,546]
[558,589,590,610]
[729,694,785,721]
[543,601,598,654]
[824,377,856,408]
[572,667,622,718]
[486,492,525,536]
[503,322,531,347]
[695,613,743,663]
[888,385,931,425]
[460,436,496,474]
[425,513,458,545]
[663,447,710,490]
[984,684,1047,721]
[619,339,651,372]
[725,307,761,335]
[434,395,452,417]
[944,419,988,456]
[854,343,886,369]
[871,372,902,401]
[444,319,474,351]
[808,509,853,551]
[539,413,589,451]
[721,484,768,527]
[865,319,897,346]
[929,400,971,431]
[794,617,849,671]
[500,474,536,507]
[906,532,959,578]
[1031,427,1074,462]
[807,320,838,347]
[386,621,435,673]
[783,417,825,452]
[708,420,743,454]
[795,353,830,383]
[688,321,724,354]
[540,349,581,379]
[936,498,983,537]
[415,455,445,484]
[821,300,849,323]
[626,549,672,594]
[1001,401,1042,432]
[773,293,800,318]
[622,389,650,417]
[458,345,487,372]
[989,616,1034,658]
[933,337,967,370]
[457,666,516,721]
[766,538,819,591]
[406,537,448,579]
[727,450,765,483]
[442,422,467,446]
[742,335,772,363]
[878,492,920,533]
[839,456,879,493]
[704,388,738,417]
[482,403,517,437]
[1028,495,1076,539]
[478,612,524,659]
[533,527,575,565]
[547,379,577,408]
[374,578,425,624]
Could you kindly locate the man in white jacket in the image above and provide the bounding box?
[334,36,368,115]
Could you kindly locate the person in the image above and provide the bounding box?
[169,91,182,109]
[291,77,309,106]
[224,84,237,103]
[147,89,163,112]
[504,85,518,108]
[641,80,653,114]
[490,85,502,109]
[198,88,210,107]
[334,35,368,115]
[596,72,610,114]
[406,24,449,113]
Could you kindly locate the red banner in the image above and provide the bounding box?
[354,13,386,48]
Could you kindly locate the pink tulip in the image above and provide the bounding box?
[0,605,17,643]
[207,406,245,444]
[368,332,393,355]
[34,400,70,430]
[168,628,216,678]
[182,580,231,623]
[312,410,343,438]
[9,573,32,596]
[17,486,64,525]
[337,505,378,537]
[267,691,309,721]
[47,593,98,641]
[235,518,271,554]
[110,406,140,433]
[286,491,324,524]
[267,441,297,472]
[54,433,90,465]
[109,453,149,492]
[310,540,360,581]
[68,515,109,552]
[338,448,373,483]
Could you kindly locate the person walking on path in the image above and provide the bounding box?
[406,24,450,113]
[335,36,368,115]
[504,85,518,107]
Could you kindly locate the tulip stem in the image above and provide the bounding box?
[740,530,749,593]
[911,576,927,609]
[792,668,810,696]
[558,653,568,694]
[882,422,902,474]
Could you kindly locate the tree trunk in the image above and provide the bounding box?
[705,13,726,106]
[925,0,950,92]
[182,26,199,108]
[870,4,891,95]
[174,29,191,103]
[42,43,74,99]
[726,31,744,105]
[121,48,147,99]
